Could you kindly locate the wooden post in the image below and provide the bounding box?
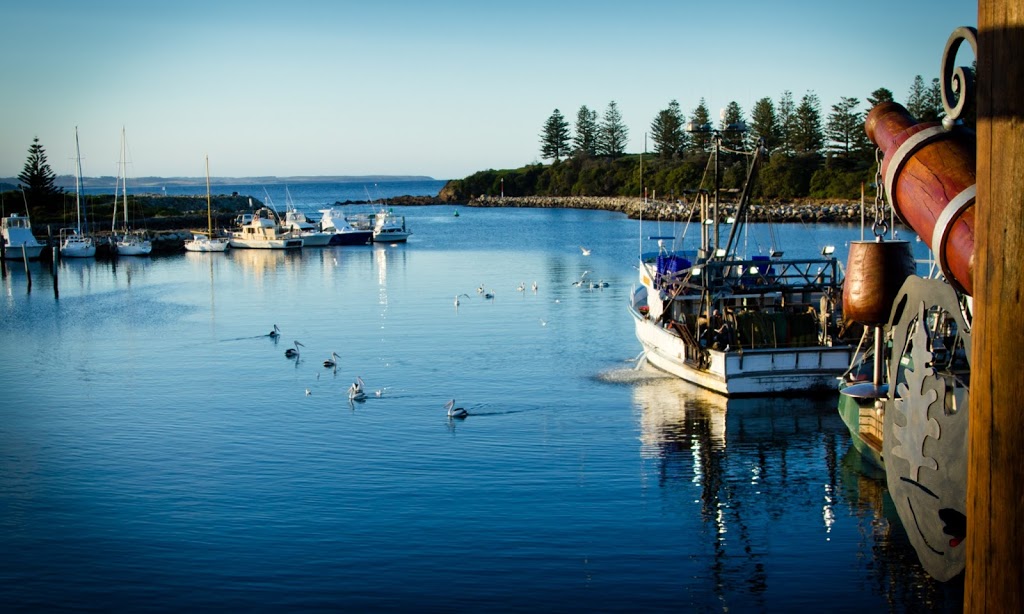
[967,3,1024,610]
[22,245,31,292]
[52,246,58,299]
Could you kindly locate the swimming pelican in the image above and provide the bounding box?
[532,281,538,292]
[580,246,591,256]
[324,352,340,368]
[285,341,304,358]
[516,282,525,292]
[484,291,495,300]
[348,376,366,401]
[572,270,590,287]
[305,389,312,396]
[269,324,281,338]
[476,284,485,294]
[455,293,470,307]
[445,399,468,419]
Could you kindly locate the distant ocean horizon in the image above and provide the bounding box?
[73,178,451,211]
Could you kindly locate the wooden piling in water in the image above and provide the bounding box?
[22,245,31,292]
[967,3,1024,610]
[52,247,58,299]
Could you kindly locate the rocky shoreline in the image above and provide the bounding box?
[467,195,871,224]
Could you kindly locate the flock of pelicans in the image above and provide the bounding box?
[268,324,469,419]
[267,246,604,421]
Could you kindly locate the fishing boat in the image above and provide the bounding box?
[315,207,372,245]
[228,205,303,250]
[371,208,412,243]
[1,212,44,260]
[59,127,96,259]
[111,128,152,256]
[184,156,230,253]
[628,142,852,397]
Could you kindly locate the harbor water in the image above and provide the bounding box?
[1,192,960,611]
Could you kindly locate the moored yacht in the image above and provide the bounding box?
[2,213,45,260]
[228,207,303,249]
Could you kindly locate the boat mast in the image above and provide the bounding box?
[121,128,128,232]
[205,155,212,236]
[74,126,83,233]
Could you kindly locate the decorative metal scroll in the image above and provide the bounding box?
[883,276,971,582]
[940,26,978,129]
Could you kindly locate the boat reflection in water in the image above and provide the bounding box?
[623,369,962,609]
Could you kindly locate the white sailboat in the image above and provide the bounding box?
[184,156,229,252]
[111,128,152,256]
[60,127,96,258]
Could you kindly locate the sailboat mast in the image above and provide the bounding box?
[74,127,83,233]
[205,155,212,236]
[121,128,128,231]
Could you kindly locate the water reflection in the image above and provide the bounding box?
[630,372,963,609]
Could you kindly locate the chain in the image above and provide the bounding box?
[873,147,889,238]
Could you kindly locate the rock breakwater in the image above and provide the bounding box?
[469,195,870,224]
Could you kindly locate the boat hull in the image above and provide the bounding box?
[837,385,886,468]
[327,230,372,246]
[630,302,851,397]
[3,244,45,260]
[229,238,303,250]
[297,232,332,247]
[372,230,411,243]
[184,238,230,252]
[114,240,152,256]
[60,241,96,258]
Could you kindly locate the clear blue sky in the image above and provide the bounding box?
[1,1,977,181]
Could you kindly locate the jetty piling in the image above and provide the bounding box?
[967,3,1024,609]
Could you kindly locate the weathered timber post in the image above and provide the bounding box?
[967,3,1024,610]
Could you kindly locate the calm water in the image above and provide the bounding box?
[1,200,959,612]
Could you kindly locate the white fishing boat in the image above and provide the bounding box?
[59,127,96,259]
[314,207,372,246]
[228,205,303,249]
[184,156,229,253]
[628,142,852,397]
[111,128,152,256]
[371,209,411,243]
[2,213,44,260]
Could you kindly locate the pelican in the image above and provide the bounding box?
[305,388,312,396]
[580,246,591,256]
[348,376,366,401]
[324,352,340,368]
[484,291,495,300]
[269,324,281,338]
[572,270,590,286]
[532,281,538,292]
[455,293,470,307]
[516,282,525,292]
[445,399,468,419]
[476,284,485,294]
[285,341,304,358]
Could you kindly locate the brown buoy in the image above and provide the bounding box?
[843,238,917,325]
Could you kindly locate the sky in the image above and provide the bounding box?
[1,1,978,181]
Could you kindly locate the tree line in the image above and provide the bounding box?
[448,74,972,202]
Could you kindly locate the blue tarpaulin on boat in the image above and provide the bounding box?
[656,254,691,279]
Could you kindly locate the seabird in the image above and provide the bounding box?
[445,399,468,419]
[580,246,591,256]
[324,352,340,368]
[348,376,366,401]
[269,324,281,338]
[285,340,304,358]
